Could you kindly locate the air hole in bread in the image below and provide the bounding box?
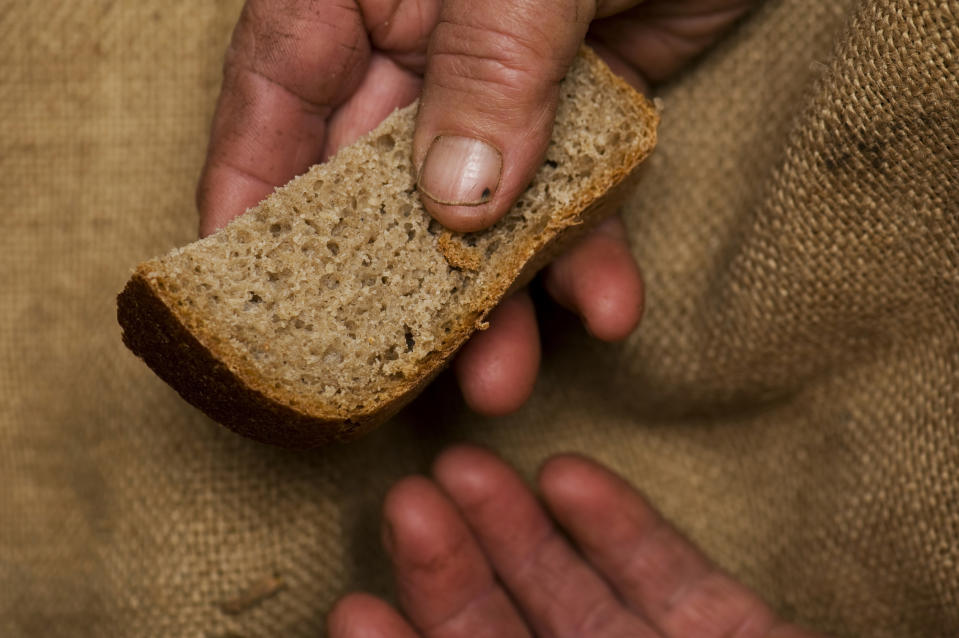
[375,134,395,151]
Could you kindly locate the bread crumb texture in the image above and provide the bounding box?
[122,48,657,436]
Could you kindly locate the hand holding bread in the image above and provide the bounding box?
[120,0,756,445]
[119,49,657,446]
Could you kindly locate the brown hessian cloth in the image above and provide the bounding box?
[1,0,957,636]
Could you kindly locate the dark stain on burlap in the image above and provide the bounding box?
[1,0,957,637]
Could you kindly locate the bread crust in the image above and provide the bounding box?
[117,47,659,447]
[119,274,356,446]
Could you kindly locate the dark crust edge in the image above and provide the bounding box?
[117,160,648,449]
[117,274,403,447]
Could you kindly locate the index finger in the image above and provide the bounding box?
[196,0,370,236]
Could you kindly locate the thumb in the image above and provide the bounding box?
[413,1,597,233]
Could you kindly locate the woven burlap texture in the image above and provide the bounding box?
[1,0,956,636]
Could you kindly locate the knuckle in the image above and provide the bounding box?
[367,0,436,56]
[399,528,474,582]
[222,0,366,104]
[433,27,543,93]
[509,529,567,587]
[573,597,630,636]
[510,534,638,638]
[619,523,697,596]
[428,9,575,101]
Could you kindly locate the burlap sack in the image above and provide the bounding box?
[1,0,956,636]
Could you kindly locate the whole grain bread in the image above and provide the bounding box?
[117,47,659,447]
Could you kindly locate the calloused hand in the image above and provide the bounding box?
[327,446,826,638]
[197,0,757,415]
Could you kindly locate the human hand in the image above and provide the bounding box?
[327,445,825,638]
[197,0,757,415]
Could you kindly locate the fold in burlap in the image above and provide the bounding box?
[1,0,956,636]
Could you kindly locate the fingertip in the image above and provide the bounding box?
[537,453,663,551]
[432,445,538,533]
[381,474,480,570]
[538,452,651,523]
[537,453,602,503]
[327,592,378,625]
[453,292,540,416]
[327,593,417,638]
[432,444,505,498]
[581,262,644,342]
[381,475,443,544]
[416,134,506,232]
[545,217,644,341]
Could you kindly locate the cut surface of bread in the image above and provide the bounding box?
[117,47,659,447]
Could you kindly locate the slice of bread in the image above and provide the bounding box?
[117,47,658,447]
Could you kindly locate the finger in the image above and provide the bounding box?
[359,0,441,72]
[322,0,447,157]
[586,38,649,93]
[588,0,756,84]
[540,455,814,638]
[433,446,658,638]
[328,592,420,638]
[452,292,540,416]
[197,0,370,236]
[322,52,423,159]
[412,0,646,232]
[543,216,644,341]
[382,476,532,638]
[411,1,586,231]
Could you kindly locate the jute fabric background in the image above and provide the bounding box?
[1,0,956,636]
